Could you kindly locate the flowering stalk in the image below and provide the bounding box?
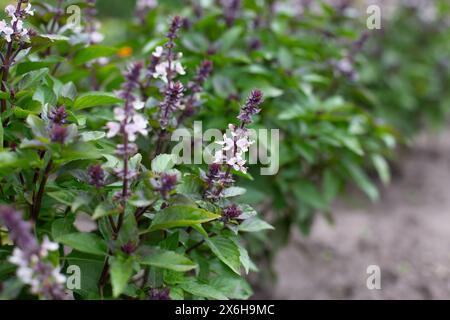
[106,62,147,232]
[0,0,34,116]
[177,60,213,125]
[151,16,186,155]
[0,206,67,300]
[204,90,263,200]
[84,0,104,44]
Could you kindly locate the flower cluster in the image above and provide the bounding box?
[202,163,234,201]
[49,106,68,125]
[204,90,263,200]
[48,106,69,144]
[214,124,254,173]
[150,172,179,200]
[0,206,67,300]
[107,63,148,145]
[152,49,186,84]
[0,1,34,43]
[88,164,105,188]
[152,16,185,84]
[221,203,242,221]
[148,288,171,300]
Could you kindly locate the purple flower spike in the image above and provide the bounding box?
[237,90,263,124]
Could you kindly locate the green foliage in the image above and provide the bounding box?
[0,0,448,300]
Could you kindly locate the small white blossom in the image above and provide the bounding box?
[106,122,121,138]
[0,19,14,42]
[227,153,247,173]
[17,266,34,284]
[52,268,67,284]
[114,108,126,121]
[152,46,163,58]
[90,31,104,44]
[40,236,59,257]
[125,114,148,141]
[213,124,254,173]
[137,0,158,10]
[24,3,34,16]
[133,100,145,110]
[217,134,234,151]
[5,5,16,20]
[153,60,186,83]
[9,248,27,267]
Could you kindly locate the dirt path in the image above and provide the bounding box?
[274,130,450,299]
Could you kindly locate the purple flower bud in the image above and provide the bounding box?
[88,164,105,188]
[151,173,178,199]
[167,16,182,42]
[203,163,234,201]
[121,241,137,255]
[222,203,242,221]
[149,288,171,300]
[237,89,263,124]
[50,125,68,144]
[49,106,68,125]
[248,38,262,51]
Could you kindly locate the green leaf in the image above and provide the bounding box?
[372,154,390,185]
[56,233,107,256]
[26,114,47,139]
[151,154,177,173]
[51,217,76,239]
[344,161,379,201]
[73,45,118,65]
[80,131,106,142]
[293,180,327,210]
[73,92,123,110]
[33,85,57,106]
[57,142,103,163]
[146,205,220,233]
[110,257,133,298]
[0,120,3,152]
[217,26,242,52]
[323,169,341,204]
[238,217,274,233]
[47,190,76,206]
[16,57,63,75]
[140,249,196,272]
[0,91,10,100]
[222,187,246,198]
[179,280,228,300]
[205,236,241,275]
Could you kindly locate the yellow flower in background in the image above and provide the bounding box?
[118,46,133,58]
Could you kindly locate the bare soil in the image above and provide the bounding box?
[273,130,450,299]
